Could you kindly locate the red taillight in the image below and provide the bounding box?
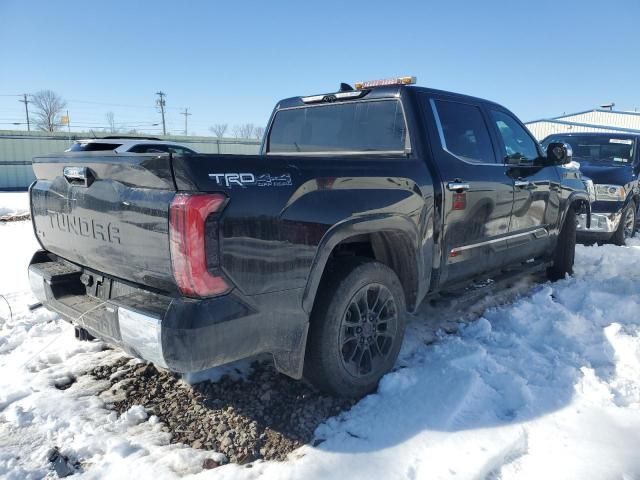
[169,193,229,297]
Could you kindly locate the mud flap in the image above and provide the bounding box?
[272,322,309,379]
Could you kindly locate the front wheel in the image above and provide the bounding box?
[304,258,406,398]
[547,207,576,281]
[611,201,636,246]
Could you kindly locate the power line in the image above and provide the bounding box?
[180,107,192,136]
[64,98,183,110]
[18,94,31,132]
[155,91,167,136]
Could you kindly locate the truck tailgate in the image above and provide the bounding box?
[30,153,178,292]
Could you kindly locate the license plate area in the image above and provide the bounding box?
[81,272,113,301]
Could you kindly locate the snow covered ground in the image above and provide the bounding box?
[0,191,29,218]
[1,198,639,479]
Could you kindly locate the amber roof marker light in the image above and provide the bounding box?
[354,76,417,90]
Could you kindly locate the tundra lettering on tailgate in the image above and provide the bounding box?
[46,211,121,244]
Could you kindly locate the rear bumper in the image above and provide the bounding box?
[28,251,308,376]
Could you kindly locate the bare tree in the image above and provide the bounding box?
[209,123,228,138]
[233,123,255,139]
[31,90,67,132]
[105,111,118,133]
[254,126,265,141]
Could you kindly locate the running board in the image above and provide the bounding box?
[425,259,551,310]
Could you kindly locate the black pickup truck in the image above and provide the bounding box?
[542,132,639,245]
[28,77,591,397]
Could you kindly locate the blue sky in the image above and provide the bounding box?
[1,0,639,135]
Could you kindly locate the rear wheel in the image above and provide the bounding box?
[611,201,636,246]
[547,207,576,281]
[304,258,406,398]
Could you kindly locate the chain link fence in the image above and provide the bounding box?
[0,130,261,190]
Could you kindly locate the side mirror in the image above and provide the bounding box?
[546,142,572,165]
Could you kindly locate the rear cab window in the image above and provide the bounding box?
[266,99,409,154]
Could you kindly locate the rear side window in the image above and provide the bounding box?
[67,142,122,152]
[128,144,194,154]
[432,100,496,164]
[267,100,407,154]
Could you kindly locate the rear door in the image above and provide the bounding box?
[487,108,561,260]
[424,95,515,285]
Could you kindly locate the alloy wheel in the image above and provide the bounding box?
[339,283,398,378]
[623,207,635,239]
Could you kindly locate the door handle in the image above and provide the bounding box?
[63,166,93,187]
[515,180,535,189]
[447,181,470,192]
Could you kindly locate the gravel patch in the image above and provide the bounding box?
[89,359,355,464]
[0,213,31,222]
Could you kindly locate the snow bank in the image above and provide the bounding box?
[1,221,639,479]
[0,192,30,218]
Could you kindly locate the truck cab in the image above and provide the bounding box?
[262,80,589,289]
[542,133,639,245]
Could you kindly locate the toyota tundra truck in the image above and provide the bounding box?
[28,77,591,398]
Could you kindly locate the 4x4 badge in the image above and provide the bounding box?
[208,172,292,188]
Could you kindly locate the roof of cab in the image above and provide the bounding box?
[276,85,504,110]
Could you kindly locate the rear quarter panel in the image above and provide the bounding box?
[172,154,435,301]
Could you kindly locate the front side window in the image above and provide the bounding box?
[128,144,163,153]
[166,145,195,155]
[267,100,407,154]
[490,110,539,163]
[128,144,191,154]
[432,99,496,163]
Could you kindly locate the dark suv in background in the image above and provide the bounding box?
[542,133,639,245]
[66,137,197,155]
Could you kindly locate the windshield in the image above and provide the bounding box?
[544,135,635,164]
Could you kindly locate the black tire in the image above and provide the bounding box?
[547,207,576,281]
[611,201,636,246]
[304,257,407,398]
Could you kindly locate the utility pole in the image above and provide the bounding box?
[155,91,167,135]
[19,94,31,132]
[180,108,192,136]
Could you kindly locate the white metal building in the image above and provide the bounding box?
[526,109,640,141]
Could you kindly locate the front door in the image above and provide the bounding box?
[425,96,515,285]
[488,108,561,261]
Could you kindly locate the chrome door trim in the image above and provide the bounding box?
[450,227,548,254]
[447,182,470,191]
[515,180,532,188]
